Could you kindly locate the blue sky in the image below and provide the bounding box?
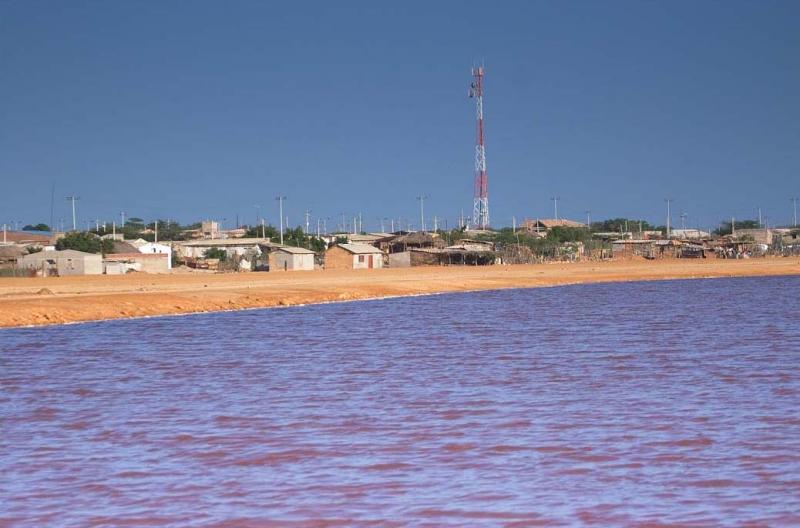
[1,0,798,231]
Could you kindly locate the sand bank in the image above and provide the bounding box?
[1,258,798,328]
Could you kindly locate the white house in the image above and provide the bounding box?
[139,242,173,269]
[271,246,315,271]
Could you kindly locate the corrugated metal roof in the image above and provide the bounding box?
[21,249,99,258]
[274,246,315,254]
[180,238,268,247]
[334,243,383,254]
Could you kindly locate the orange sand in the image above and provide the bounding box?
[1,258,798,328]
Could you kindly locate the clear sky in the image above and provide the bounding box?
[1,0,798,231]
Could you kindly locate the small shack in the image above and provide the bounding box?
[18,249,103,276]
[271,246,315,271]
[325,243,384,270]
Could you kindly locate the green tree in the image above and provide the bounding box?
[547,226,591,243]
[203,248,227,261]
[714,219,760,236]
[591,218,655,233]
[56,232,113,254]
[23,223,51,232]
[244,224,280,239]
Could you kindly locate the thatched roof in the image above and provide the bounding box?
[391,232,446,248]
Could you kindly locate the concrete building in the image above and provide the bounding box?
[271,246,315,271]
[733,229,774,245]
[671,229,711,240]
[18,249,103,276]
[139,242,173,270]
[201,220,220,239]
[103,253,170,274]
[521,218,585,237]
[325,243,383,270]
[0,245,25,269]
[176,238,269,260]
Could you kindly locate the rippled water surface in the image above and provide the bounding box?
[2,276,800,526]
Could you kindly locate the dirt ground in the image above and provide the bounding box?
[1,258,798,328]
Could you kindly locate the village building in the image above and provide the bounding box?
[176,238,269,260]
[346,233,392,246]
[0,245,25,270]
[103,253,170,274]
[671,229,711,240]
[612,239,687,259]
[270,246,316,271]
[139,242,173,270]
[201,220,220,239]
[380,232,446,254]
[389,239,496,267]
[18,249,103,276]
[732,228,774,245]
[520,218,585,237]
[325,243,383,270]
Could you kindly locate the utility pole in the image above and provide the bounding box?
[304,209,311,235]
[680,212,687,230]
[791,197,798,228]
[550,197,560,221]
[665,198,673,238]
[433,215,439,232]
[417,195,428,232]
[512,216,516,234]
[261,218,266,239]
[50,183,55,234]
[758,207,762,227]
[275,196,286,244]
[65,196,80,231]
[155,220,158,243]
[585,210,591,229]
[254,205,261,228]
[120,211,126,229]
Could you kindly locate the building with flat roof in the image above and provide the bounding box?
[18,249,103,276]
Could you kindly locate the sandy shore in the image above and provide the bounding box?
[1,258,798,328]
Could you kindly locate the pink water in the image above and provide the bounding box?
[2,276,800,526]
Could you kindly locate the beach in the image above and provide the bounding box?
[1,257,798,328]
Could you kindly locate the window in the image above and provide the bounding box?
[358,255,365,263]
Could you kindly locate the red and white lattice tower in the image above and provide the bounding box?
[469,66,489,229]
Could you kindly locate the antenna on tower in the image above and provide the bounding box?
[469,65,489,230]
